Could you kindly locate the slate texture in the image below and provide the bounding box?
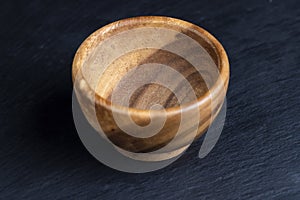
[0,0,299,199]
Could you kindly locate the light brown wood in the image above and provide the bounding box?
[72,16,229,161]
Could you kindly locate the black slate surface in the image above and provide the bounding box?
[0,0,299,199]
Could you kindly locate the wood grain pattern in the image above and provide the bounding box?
[72,16,229,160]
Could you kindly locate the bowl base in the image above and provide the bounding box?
[115,145,189,162]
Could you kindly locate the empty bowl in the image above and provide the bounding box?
[72,16,229,161]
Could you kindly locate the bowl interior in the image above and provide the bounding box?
[80,17,221,110]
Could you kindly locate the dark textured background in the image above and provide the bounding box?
[0,0,299,199]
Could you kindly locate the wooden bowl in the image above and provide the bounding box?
[72,16,229,161]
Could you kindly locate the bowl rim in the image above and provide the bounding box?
[72,16,229,115]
